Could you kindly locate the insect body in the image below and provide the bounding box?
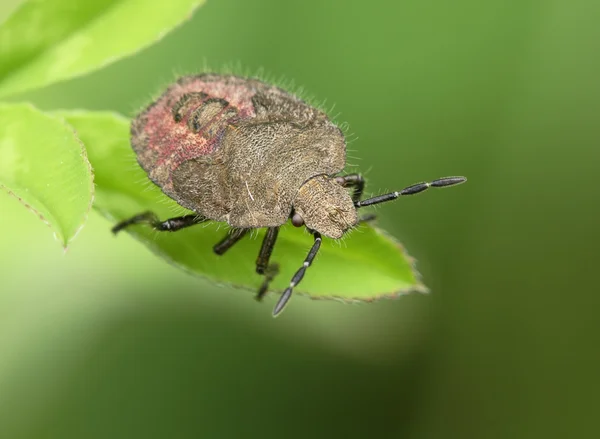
[113,74,466,316]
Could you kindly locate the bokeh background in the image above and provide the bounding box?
[1,0,599,438]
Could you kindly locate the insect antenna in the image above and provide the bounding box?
[354,176,467,208]
[273,231,322,316]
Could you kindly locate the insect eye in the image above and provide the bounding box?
[291,213,304,227]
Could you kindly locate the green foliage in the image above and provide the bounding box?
[0,0,205,247]
[0,103,93,248]
[1,1,599,437]
[0,0,205,97]
[0,0,425,302]
[60,111,426,299]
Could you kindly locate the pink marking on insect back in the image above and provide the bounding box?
[141,77,258,183]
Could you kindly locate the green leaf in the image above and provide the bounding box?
[0,0,206,98]
[0,103,93,248]
[59,110,426,301]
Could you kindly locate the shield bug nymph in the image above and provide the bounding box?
[112,73,466,316]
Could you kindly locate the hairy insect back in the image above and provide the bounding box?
[131,74,258,192]
[175,118,346,227]
[114,72,467,317]
[131,74,347,227]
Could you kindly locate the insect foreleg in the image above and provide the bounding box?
[213,228,249,255]
[336,173,365,203]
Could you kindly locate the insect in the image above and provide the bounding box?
[112,74,466,316]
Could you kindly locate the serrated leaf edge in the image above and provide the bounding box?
[95,201,428,304]
[0,103,95,250]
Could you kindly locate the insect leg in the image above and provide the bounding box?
[112,212,206,234]
[255,227,280,301]
[355,176,467,208]
[213,228,248,255]
[337,174,378,222]
[336,173,365,202]
[256,263,280,302]
[273,231,322,316]
[256,227,279,274]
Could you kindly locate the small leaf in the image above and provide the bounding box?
[0,103,93,248]
[60,110,426,301]
[0,0,206,98]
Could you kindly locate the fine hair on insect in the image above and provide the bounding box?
[112,73,467,316]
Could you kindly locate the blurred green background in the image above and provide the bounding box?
[1,0,599,438]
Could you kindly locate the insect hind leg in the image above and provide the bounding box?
[112,212,206,234]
